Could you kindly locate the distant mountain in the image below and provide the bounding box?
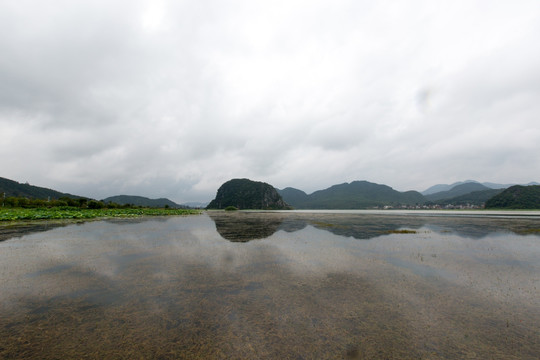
[421,181,478,195]
[278,181,425,209]
[434,188,504,206]
[182,201,209,209]
[0,176,83,200]
[278,187,309,208]
[425,183,491,202]
[422,180,539,195]
[207,179,290,210]
[482,181,539,189]
[485,185,540,209]
[481,182,516,189]
[102,195,184,208]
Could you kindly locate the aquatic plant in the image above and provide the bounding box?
[0,207,200,221]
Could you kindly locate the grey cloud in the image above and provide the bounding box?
[1,0,540,202]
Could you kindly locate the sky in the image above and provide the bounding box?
[1,0,539,204]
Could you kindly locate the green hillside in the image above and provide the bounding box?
[485,185,540,209]
[0,177,83,200]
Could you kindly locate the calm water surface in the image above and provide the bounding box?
[1,211,539,359]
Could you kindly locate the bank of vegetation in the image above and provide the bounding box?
[0,196,200,221]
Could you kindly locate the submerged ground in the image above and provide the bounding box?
[0,211,539,359]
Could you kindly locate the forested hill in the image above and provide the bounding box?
[0,176,82,199]
[430,188,504,207]
[207,179,290,210]
[485,185,540,209]
[278,181,425,209]
[102,195,184,208]
[278,187,309,207]
[424,183,490,201]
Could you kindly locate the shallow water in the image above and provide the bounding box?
[1,211,539,359]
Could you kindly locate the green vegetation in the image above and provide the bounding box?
[207,178,291,210]
[1,176,194,210]
[0,207,200,221]
[485,185,540,209]
[224,206,238,211]
[102,195,184,208]
[0,195,200,221]
[1,195,125,209]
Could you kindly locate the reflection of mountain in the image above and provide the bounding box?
[208,212,540,242]
[0,222,70,242]
[208,212,286,242]
[1,217,174,243]
[208,212,428,242]
[305,215,540,239]
[279,215,427,240]
[306,215,425,239]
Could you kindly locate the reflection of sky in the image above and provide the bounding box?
[1,213,539,308]
[1,213,540,358]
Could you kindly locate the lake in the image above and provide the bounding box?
[1,210,539,359]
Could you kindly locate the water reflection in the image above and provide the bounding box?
[209,211,285,242]
[0,212,539,359]
[0,221,72,242]
[209,210,540,242]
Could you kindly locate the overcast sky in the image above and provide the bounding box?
[1,1,539,203]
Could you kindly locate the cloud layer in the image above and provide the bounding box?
[2,1,539,202]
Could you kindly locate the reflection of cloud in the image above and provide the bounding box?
[2,212,540,356]
[3,212,540,304]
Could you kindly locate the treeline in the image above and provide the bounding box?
[1,196,157,209]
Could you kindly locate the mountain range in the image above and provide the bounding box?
[278,180,540,209]
[2,176,539,209]
[421,180,539,195]
[278,181,425,209]
[424,182,494,202]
